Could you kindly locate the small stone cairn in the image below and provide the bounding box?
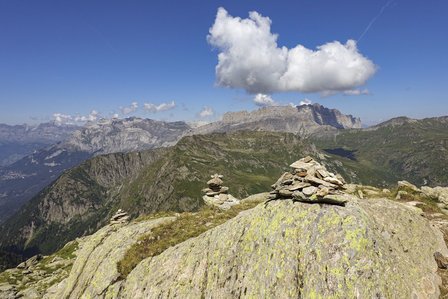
[269,156,348,205]
[110,209,130,224]
[202,174,240,210]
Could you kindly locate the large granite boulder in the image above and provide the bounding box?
[120,197,447,298]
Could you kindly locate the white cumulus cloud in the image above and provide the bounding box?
[53,110,100,124]
[299,99,312,106]
[208,8,376,94]
[198,106,214,117]
[74,110,99,122]
[143,101,176,113]
[120,102,138,115]
[53,113,72,124]
[253,94,277,107]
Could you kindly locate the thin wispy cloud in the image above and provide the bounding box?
[344,89,370,96]
[208,8,376,95]
[358,0,394,42]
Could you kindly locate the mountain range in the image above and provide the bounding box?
[0,104,447,273]
[0,104,359,224]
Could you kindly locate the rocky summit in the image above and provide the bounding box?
[202,174,240,209]
[269,156,347,205]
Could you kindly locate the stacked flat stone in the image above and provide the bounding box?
[202,174,240,210]
[269,156,347,206]
[110,209,130,224]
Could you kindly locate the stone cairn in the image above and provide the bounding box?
[269,156,347,205]
[202,174,240,210]
[110,209,130,224]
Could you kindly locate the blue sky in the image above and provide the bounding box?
[0,0,447,125]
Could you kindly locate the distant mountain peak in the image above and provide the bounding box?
[196,103,361,135]
[297,103,361,129]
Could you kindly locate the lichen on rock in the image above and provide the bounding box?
[29,175,448,298]
[119,197,447,298]
[45,216,176,299]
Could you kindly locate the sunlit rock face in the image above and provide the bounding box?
[194,103,361,136]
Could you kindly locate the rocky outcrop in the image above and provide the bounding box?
[30,192,447,298]
[1,184,447,298]
[120,198,447,298]
[269,156,347,205]
[421,186,448,207]
[0,216,176,299]
[202,174,240,209]
[194,104,361,136]
[0,241,78,299]
[46,216,176,299]
[393,180,448,215]
[306,103,361,129]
